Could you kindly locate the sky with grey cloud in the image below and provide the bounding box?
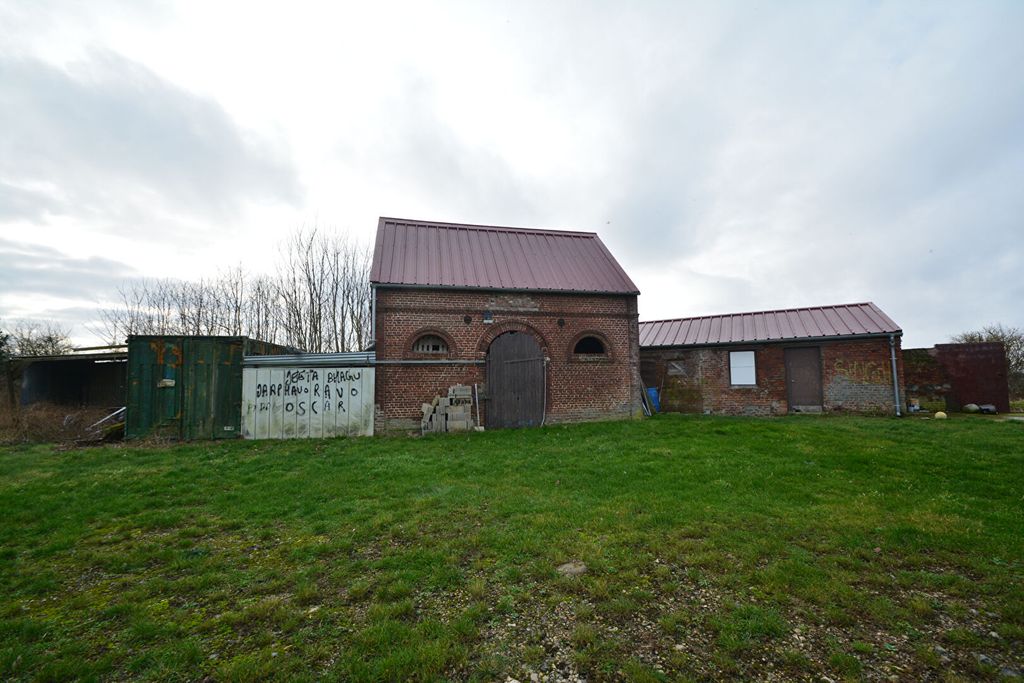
[0,0,1021,348]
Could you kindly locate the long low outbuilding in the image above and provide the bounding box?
[639,302,906,416]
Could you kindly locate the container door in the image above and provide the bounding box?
[126,337,183,439]
[486,331,545,429]
[182,338,243,439]
[785,347,823,412]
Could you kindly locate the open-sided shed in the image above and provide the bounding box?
[8,350,127,409]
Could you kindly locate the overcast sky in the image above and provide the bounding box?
[1,0,1021,348]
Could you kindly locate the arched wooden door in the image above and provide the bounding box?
[486,331,545,429]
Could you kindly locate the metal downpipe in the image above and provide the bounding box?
[370,285,377,348]
[540,357,548,427]
[889,334,902,417]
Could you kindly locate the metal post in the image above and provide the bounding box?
[370,285,377,348]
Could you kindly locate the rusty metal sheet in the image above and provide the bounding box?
[370,217,639,294]
[640,303,901,348]
[126,335,286,440]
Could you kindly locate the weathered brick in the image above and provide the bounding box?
[903,342,1010,412]
[640,338,905,416]
[374,288,642,431]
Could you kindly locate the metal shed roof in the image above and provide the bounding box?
[640,302,902,348]
[370,217,639,294]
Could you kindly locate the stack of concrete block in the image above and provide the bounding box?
[420,401,440,433]
[445,384,474,431]
[420,384,475,433]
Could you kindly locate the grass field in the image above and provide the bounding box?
[1,415,1022,681]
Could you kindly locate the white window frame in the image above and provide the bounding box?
[729,350,756,386]
[413,335,448,354]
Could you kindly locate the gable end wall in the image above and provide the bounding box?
[374,288,642,431]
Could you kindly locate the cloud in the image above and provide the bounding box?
[1,1,1022,348]
[0,50,301,232]
[0,237,147,344]
[0,238,137,302]
[342,1,1023,347]
[511,1,1024,346]
[345,73,548,228]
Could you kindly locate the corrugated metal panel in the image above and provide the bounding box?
[241,366,374,439]
[126,336,285,440]
[180,338,244,440]
[244,352,376,368]
[639,303,902,348]
[126,336,185,439]
[369,217,640,294]
[13,351,127,362]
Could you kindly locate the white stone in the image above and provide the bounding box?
[557,561,588,576]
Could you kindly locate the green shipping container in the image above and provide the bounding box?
[126,336,288,440]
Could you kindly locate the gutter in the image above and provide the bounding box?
[889,334,902,417]
[639,331,903,350]
[244,354,484,368]
[370,285,377,347]
[373,360,485,366]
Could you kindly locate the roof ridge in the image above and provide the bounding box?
[640,302,876,325]
[378,216,599,238]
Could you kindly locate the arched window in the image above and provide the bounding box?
[573,336,605,354]
[413,334,448,354]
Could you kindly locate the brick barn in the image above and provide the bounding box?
[370,217,643,432]
[639,303,906,416]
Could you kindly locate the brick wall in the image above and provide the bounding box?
[640,337,905,416]
[903,343,1010,412]
[374,288,642,431]
[902,347,949,411]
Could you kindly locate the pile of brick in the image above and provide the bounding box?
[421,384,475,433]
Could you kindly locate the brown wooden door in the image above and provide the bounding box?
[785,347,822,410]
[486,331,545,428]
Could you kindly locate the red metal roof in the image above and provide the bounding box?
[640,302,901,347]
[370,217,639,294]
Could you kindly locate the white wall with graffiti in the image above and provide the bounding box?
[241,365,374,438]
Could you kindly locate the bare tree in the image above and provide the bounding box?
[217,265,247,336]
[7,320,74,356]
[0,327,14,415]
[97,278,182,342]
[96,225,372,352]
[274,227,372,352]
[0,328,11,362]
[344,242,373,351]
[96,282,147,343]
[244,274,280,345]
